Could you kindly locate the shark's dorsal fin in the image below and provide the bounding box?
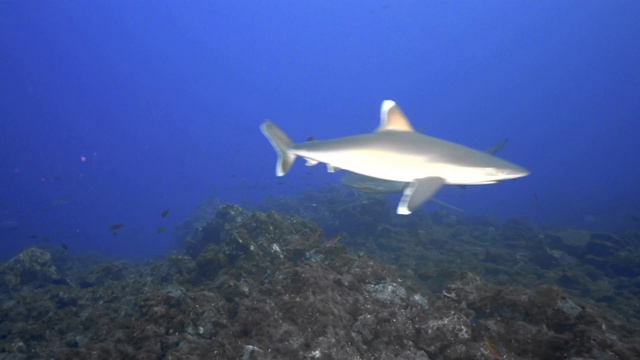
[376,100,415,132]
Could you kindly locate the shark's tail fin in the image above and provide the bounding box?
[260,120,297,176]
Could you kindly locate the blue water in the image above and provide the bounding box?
[1,1,639,260]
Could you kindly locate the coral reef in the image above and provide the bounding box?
[264,186,640,325]
[0,188,639,359]
[2,247,63,289]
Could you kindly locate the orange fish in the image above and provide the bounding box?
[484,340,503,360]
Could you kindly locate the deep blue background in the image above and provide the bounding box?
[1,1,639,260]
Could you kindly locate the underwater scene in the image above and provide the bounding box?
[1,2,639,359]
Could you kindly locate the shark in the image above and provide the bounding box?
[260,100,529,214]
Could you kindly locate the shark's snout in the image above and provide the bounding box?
[504,165,530,179]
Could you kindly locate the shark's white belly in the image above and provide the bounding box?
[294,146,438,182]
[330,150,429,182]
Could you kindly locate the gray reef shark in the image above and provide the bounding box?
[260,100,529,214]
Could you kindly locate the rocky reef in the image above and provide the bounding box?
[263,186,640,326]
[0,187,639,359]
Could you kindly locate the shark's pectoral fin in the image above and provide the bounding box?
[305,158,319,166]
[397,177,445,215]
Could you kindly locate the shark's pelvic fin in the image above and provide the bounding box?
[260,120,296,176]
[398,177,445,214]
[377,100,416,132]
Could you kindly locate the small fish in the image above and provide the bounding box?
[484,340,503,360]
[61,243,68,251]
[51,198,71,206]
[41,236,50,242]
[0,220,19,230]
[161,209,170,218]
[325,235,342,247]
[109,223,125,231]
[157,227,166,234]
[29,235,38,240]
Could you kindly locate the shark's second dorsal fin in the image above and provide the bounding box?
[376,100,415,132]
